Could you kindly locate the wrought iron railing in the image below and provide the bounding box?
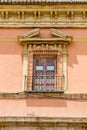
[24,75,64,92]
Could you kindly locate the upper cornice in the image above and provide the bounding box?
[0,4,87,27]
[0,0,87,4]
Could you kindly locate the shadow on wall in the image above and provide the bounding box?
[68,41,87,68]
[58,28,87,68]
[26,99,67,107]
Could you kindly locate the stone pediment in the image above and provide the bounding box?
[19,28,68,39]
[18,28,72,44]
[20,28,40,39]
[51,28,67,38]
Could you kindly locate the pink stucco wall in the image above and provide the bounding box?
[0,28,87,117]
[0,28,87,93]
[0,98,86,117]
[0,29,32,92]
[60,28,87,93]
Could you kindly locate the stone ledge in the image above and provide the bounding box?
[0,117,87,126]
[1,23,87,28]
[0,92,87,100]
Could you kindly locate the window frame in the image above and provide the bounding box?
[18,29,72,92]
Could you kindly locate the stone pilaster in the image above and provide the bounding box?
[62,44,68,91]
[27,51,33,91]
[22,45,28,91]
[57,44,63,90]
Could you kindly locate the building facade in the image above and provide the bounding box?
[0,0,87,129]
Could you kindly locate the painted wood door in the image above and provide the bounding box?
[33,57,56,91]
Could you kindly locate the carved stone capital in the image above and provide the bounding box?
[23,45,28,55]
[62,44,68,56]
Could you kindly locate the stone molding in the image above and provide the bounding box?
[0,117,87,127]
[0,92,87,100]
[0,0,87,4]
[0,4,87,28]
[0,38,87,42]
[18,28,72,45]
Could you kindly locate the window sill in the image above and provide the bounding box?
[0,92,86,100]
[24,90,64,93]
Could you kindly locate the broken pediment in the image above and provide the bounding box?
[18,28,40,39]
[51,28,67,38]
[18,28,72,44]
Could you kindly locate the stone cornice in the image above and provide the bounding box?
[19,38,72,45]
[0,38,87,42]
[0,0,87,4]
[0,117,87,126]
[0,4,87,27]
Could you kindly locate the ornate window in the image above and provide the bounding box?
[18,28,72,92]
